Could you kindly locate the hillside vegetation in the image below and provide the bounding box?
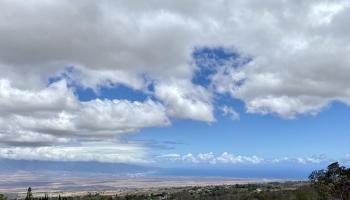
[1,162,350,200]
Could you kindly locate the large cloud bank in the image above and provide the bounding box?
[1,0,350,162]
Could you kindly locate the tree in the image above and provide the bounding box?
[309,162,350,200]
[25,187,33,200]
[0,194,7,200]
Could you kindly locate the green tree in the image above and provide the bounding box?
[309,162,350,200]
[0,194,7,200]
[25,187,33,200]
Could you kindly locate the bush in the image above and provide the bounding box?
[0,194,7,200]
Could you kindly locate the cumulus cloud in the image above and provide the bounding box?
[217,152,264,164]
[159,152,333,165]
[1,0,350,119]
[206,0,350,118]
[0,79,169,161]
[295,154,329,164]
[0,78,77,114]
[155,79,214,122]
[159,152,264,165]
[272,154,329,164]
[1,0,350,162]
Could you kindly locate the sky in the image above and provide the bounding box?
[1,0,350,179]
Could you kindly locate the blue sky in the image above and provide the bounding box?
[1,0,350,179]
[63,47,350,170]
[136,101,350,158]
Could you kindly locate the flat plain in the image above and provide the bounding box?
[0,171,279,198]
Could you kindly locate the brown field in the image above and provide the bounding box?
[0,171,283,199]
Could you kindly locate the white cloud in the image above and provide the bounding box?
[0,79,78,114]
[296,154,328,164]
[272,154,329,164]
[271,157,290,164]
[220,105,240,120]
[0,78,169,159]
[197,152,216,164]
[1,0,350,162]
[207,0,350,118]
[159,152,333,165]
[155,79,214,122]
[342,154,350,165]
[158,154,182,161]
[182,153,199,163]
[67,67,148,91]
[1,0,350,120]
[160,152,264,165]
[309,1,347,25]
[0,142,148,163]
[217,152,264,164]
